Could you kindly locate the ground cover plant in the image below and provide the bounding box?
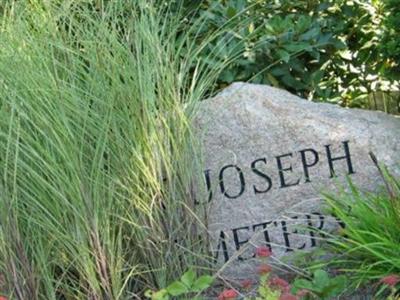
[146,247,352,300]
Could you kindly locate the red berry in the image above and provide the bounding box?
[255,246,272,257]
[380,274,400,287]
[218,288,239,300]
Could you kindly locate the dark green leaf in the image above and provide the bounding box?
[300,27,320,40]
[284,42,311,53]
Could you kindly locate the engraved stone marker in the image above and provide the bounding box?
[194,82,400,278]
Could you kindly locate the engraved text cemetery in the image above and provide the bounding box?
[199,140,354,263]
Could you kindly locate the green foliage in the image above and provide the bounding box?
[145,269,213,300]
[323,165,400,287]
[179,0,399,111]
[292,270,347,299]
[0,1,247,299]
[380,0,400,77]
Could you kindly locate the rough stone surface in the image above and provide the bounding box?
[194,82,400,279]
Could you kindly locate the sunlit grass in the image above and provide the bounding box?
[323,161,400,288]
[0,1,249,299]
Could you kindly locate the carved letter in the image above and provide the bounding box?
[252,221,273,251]
[219,164,245,199]
[325,140,355,178]
[276,153,300,188]
[214,231,229,263]
[232,226,252,261]
[281,217,306,252]
[251,158,272,194]
[203,169,213,202]
[299,148,319,183]
[281,221,293,252]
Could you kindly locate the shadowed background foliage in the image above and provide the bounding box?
[173,0,400,113]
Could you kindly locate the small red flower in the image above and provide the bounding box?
[240,279,253,289]
[218,289,239,300]
[279,293,299,300]
[0,296,8,300]
[257,264,272,275]
[380,274,400,287]
[255,246,272,257]
[269,276,290,292]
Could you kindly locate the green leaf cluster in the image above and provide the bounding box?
[292,270,347,299]
[145,269,213,300]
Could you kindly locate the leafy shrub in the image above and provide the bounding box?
[380,0,400,77]
[178,0,399,111]
[146,247,352,299]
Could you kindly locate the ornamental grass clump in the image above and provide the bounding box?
[323,155,400,289]
[0,1,249,299]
